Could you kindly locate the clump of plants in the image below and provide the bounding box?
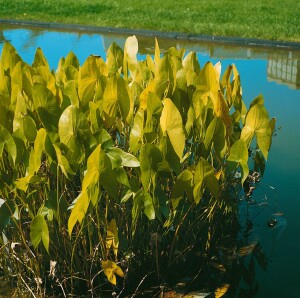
[0,37,274,296]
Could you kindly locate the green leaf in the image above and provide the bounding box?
[53,144,75,177]
[0,105,14,132]
[30,214,49,253]
[95,128,114,149]
[32,84,61,131]
[106,42,124,76]
[156,54,177,95]
[204,117,226,157]
[32,47,50,69]
[78,55,104,107]
[129,109,144,153]
[68,191,90,236]
[160,98,185,159]
[241,100,272,160]
[145,92,162,132]
[144,192,155,220]
[171,169,194,209]
[183,51,200,74]
[82,145,118,199]
[132,190,144,234]
[33,128,47,173]
[65,51,80,69]
[23,115,37,142]
[0,42,22,74]
[0,124,17,165]
[139,144,162,190]
[227,139,249,184]
[106,147,140,168]
[58,105,89,151]
[0,199,15,232]
[103,75,131,125]
[193,158,219,203]
[64,80,79,107]
[140,78,168,110]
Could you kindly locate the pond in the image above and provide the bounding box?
[0,23,300,297]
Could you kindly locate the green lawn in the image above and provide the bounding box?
[0,0,299,42]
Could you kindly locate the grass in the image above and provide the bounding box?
[0,0,300,41]
[0,0,299,42]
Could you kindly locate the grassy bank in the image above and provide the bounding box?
[0,0,299,42]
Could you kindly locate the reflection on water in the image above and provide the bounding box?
[1,25,300,90]
[267,51,300,89]
[0,24,300,298]
[103,34,300,90]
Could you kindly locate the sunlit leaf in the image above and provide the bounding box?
[106,147,140,168]
[106,42,124,76]
[78,55,103,107]
[103,74,130,124]
[0,42,22,74]
[102,260,124,285]
[32,47,50,69]
[139,78,168,110]
[160,98,185,159]
[65,51,80,69]
[53,144,75,177]
[241,99,272,159]
[58,105,89,151]
[182,51,200,74]
[145,92,162,132]
[227,139,249,184]
[129,109,144,153]
[123,35,138,80]
[68,191,90,236]
[214,284,230,298]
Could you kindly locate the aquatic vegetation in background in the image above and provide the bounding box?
[0,36,275,296]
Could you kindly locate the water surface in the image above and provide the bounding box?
[0,24,299,298]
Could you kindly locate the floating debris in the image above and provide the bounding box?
[214,284,230,298]
[267,218,277,228]
[272,212,284,216]
[238,242,258,257]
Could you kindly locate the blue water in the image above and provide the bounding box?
[1,25,300,297]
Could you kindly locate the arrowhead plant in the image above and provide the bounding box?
[0,37,275,296]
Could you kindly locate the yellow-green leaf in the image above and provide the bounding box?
[30,214,49,253]
[102,260,124,285]
[68,191,90,236]
[106,42,124,76]
[227,139,249,184]
[106,219,119,258]
[123,35,138,80]
[129,109,144,153]
[103,75,130,125]
[160,98,185,159]
[241,99,272,160]
[193,158,219,203]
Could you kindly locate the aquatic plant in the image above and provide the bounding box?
[0,37,274,296]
